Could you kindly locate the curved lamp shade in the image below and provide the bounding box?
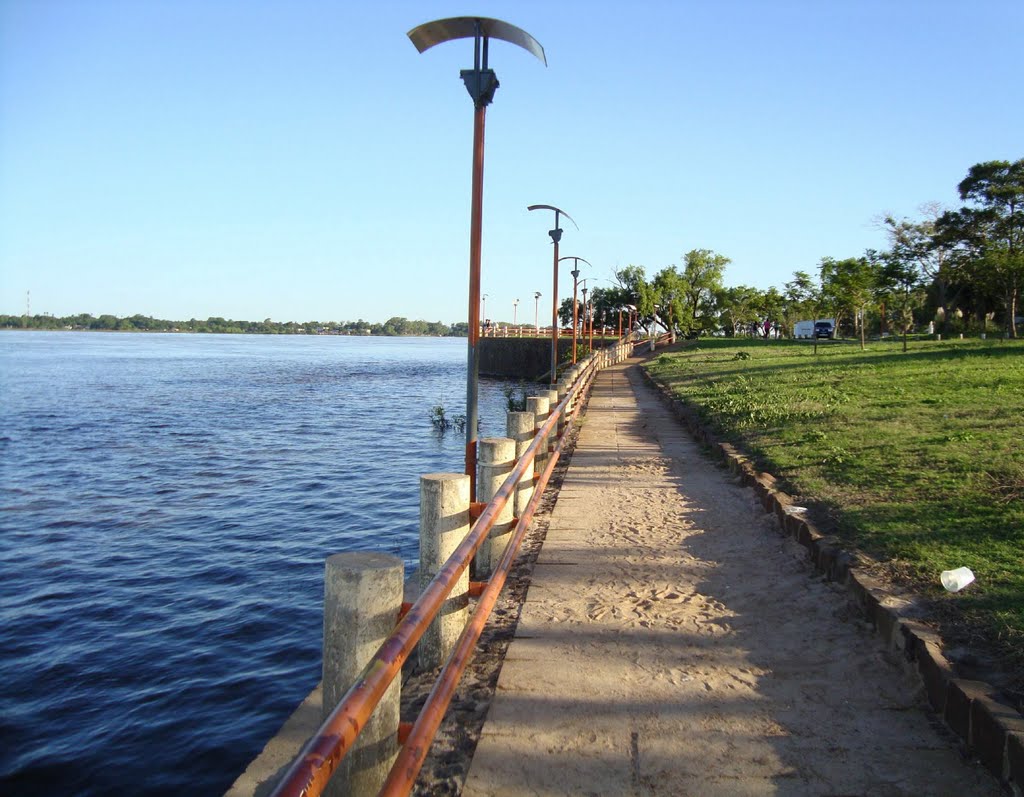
[527,204,579,230]
[408,17,546,65]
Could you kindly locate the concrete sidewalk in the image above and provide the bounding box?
[462,357,998,796]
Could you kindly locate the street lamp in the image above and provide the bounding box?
[580,286,589,354]
[481,293,488,335]
[409,17,545,487]
[533,291,542,336]
[512,298,519,330]
[558,256,591,364]
[579,276,602,351]
[585,276,598,348]
[528,205,578,384]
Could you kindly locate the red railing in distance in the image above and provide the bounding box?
[269,355,603,797]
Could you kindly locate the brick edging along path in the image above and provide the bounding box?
[639,366,1024,793]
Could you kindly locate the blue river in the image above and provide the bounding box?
[0,332,516,796]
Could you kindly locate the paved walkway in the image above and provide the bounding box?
[463,357,998,796]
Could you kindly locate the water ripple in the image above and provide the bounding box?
[0,332,514,796]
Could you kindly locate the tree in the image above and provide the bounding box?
[680,249,729,336]
[756,287,784,338]
[876,248,927,352]
[881,204,957,334]
[651,266,687,339]
[610,264,658,333]
[716,284,761,337]
[780,271,816,338]
[935,159,1024,337]
[558,298,582,329]
[819,256,879,349]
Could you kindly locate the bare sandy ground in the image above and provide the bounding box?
[460,360,1000,796]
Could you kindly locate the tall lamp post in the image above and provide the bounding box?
[481,293,488,335]
[533,291,541,335]
[558,256,591,363]
[580,286,589,353]
[512,297,519,329]
[579,276,601,350]
[528,205,577,383]
[409,17,545,488]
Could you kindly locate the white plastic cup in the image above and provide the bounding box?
[940,567,975,593]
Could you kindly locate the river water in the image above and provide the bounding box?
[0,332,516,796]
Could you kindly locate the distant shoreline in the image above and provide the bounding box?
[1,327,466,337]
[1,314,469,337]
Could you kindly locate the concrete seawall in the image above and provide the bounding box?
[478,337,574,379]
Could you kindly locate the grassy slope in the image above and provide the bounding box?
[645,336,1023,668]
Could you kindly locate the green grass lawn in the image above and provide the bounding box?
[645,336,1023,674]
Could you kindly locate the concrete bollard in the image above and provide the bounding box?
[418,473,470,671]
[322,552,404,797]
[526,395,550,476]
[507,411,536,518]
[475,438,516,578]
[549,386,564,439]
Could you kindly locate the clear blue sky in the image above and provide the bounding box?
[1,0,1021,324]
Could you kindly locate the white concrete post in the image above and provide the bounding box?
[526,395,550,477]
[549,386,564,440]
[322,552,403,796]
[507,411,536,518]
[418,473,470,671]
[475,437,516,578]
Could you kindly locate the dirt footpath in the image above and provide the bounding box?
[461,360,999,796]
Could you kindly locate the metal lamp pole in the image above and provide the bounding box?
[512,298,519,330]
[581,286,589,353]
[558,256,591,364]
[571,268,580,360]
[528,205,578,384]
[534,291,541,336]
[409,17,545,488]
[481,293,488,335]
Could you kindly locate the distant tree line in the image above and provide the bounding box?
[0,313,470,337]
[560,158,1022,347]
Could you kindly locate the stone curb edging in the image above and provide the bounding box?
[639,366,1024,795]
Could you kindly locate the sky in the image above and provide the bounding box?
[1,0,1021,325]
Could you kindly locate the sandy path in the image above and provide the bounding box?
[462,360,998,796]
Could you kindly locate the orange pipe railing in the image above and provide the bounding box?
[378,362,593,796]
[269,358,600,797]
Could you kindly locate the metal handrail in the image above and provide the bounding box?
[269,357,602,797]
[379,360,597,795]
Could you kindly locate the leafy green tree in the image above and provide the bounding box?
[610,265,657,335]
[935,159,1024,337]
[651,266,687,339]
[881,204,958,334]
[90,314,119,330]
[819,256,879,348]
[781,271,816,337]
[716,284,760,336]
[680,249,729,336]
[756,287,784,338]
[876,248,927,352]
[558,297,583,330]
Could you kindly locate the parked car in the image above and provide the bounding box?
[814,321,834,339]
